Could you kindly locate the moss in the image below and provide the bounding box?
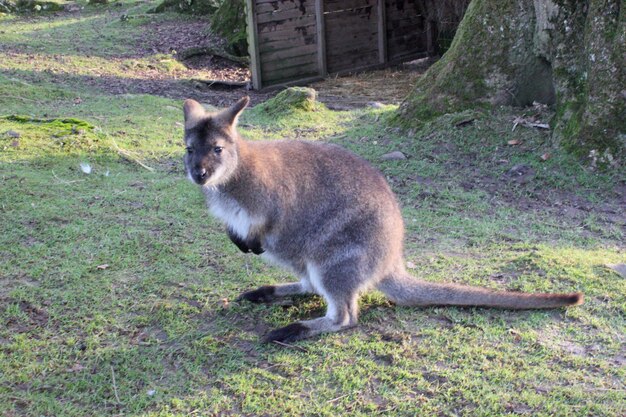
[2,115,95,132]
[11,0,66,12]
[210,0,247,56]
[399,0,624,162]
[552,0,625,160]
[0,116,101,158]
[397,0,522,128]
[250,87,319,117]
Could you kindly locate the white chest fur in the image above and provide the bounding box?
[203,188,257,238]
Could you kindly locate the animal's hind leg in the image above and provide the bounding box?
[237,280,312,303]
[262,262,361,343]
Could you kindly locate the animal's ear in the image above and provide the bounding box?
[216,96,250,128]
[183,99,206,129]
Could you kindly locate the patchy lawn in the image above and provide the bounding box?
[1,2,625,417]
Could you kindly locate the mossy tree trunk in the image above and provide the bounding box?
[398,0,625,162]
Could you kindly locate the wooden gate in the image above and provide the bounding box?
[246,0,450,89]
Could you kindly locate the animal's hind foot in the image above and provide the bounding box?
[236,285,276,303]
[262,322,309,344]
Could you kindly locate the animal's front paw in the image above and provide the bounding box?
[249,244,265,255]
[262,323,310,344]
[236,285,275,303]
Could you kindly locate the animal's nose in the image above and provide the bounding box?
[198,168,207,178]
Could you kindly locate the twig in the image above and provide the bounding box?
[109,137,155,172]
[52,171,85,185]
[326,393,349,403]
[190,78,248,88]
[271,340,309,353]
[110,365,121,404]
[377,406,398,414]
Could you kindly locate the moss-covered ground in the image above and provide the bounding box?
[1,2,625,416]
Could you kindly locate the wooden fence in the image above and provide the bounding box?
[245,0,466,89]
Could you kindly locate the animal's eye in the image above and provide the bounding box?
[186,146,193,154]
[214,146,223,154]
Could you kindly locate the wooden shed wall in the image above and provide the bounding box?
[247,0,468,89]
[254,0,319,85]
[324,0,380,73]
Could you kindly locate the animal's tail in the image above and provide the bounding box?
[377,272,583,309]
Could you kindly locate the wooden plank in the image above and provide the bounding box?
[263,62,319,83]
[261,74,325,90]
[258,21,316,38]
[325,17,377,36]
[325,26,376,41]
[327,50,378,73]
[257,16,316,35]
[324,7,376,22]
[315,0,327,76]
[327,43,378,57]
[261,53,317,72]
[260,43,318,61]
[325,0,374,13]
[259,34,317,54]
[326,43,378,57]
[426,19,435,54]
[256,0,310,14]
[246,0,262,89]
[257,8,315,24]
[261,54,317,75]
[377,0,386,63]
[325,34,377,51]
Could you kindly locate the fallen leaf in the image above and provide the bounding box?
[540,153,551,161]
[96,264,109,270]
[220,298,230,308]
[507,139,521,146]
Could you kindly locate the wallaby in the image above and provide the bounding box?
[182,96,583,343]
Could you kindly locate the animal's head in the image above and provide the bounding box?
[182,96,249,186]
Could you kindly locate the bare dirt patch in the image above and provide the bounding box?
[312,59,431,110]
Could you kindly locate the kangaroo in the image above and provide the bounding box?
[182,96,583,343]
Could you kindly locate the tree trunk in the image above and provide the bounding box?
[398,0,625,162]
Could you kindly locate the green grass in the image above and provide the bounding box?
[1,3,625,416]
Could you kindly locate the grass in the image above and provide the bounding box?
[1,3,625,416]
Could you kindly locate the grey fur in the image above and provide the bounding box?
[183,97,583,343]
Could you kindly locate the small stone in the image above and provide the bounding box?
[406,261,417,269]
[367,101,385,109]
[607,263,626,278]
[6,130,20,138]
[380,151,407,161]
